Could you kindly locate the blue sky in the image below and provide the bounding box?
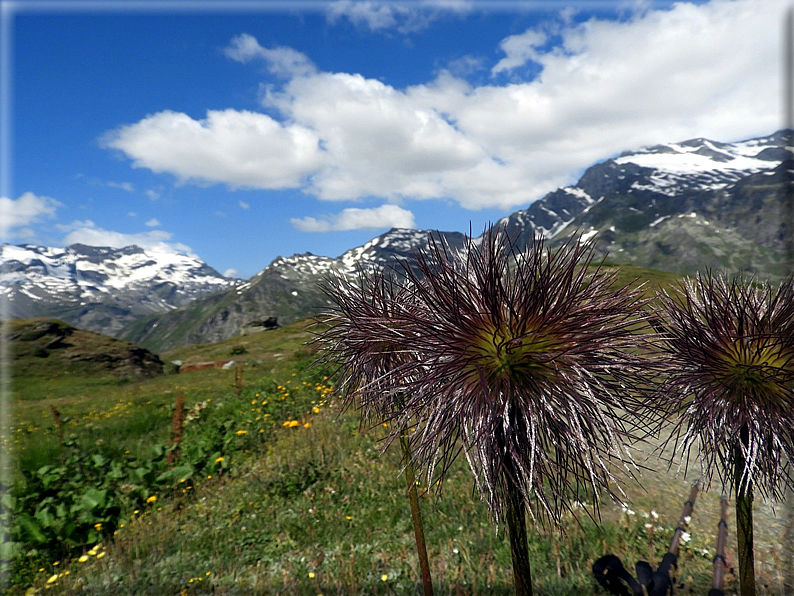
[1,0,788,279]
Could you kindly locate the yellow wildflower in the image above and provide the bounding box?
[78,555,89,562]
[308,572,316,579]
[97,552,106,559]
[46,574,58,584]
[381,574,388,582]
[215,456,224,463]
[236,430,248,435]
[303,422,312,429]
[146,495,157,504]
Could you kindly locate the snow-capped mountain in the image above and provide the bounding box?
[499,130,792,276]
[9,130,793,351]
[123,129,794,351]
[1,243,238,336]
[501,131,788,238]
[119,228,469,351]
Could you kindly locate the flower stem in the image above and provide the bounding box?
[735,427,756,596]
[505,486,533,596]
[400,430,434,596]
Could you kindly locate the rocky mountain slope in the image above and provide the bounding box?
[6,130,792,352]
[119,229,468,351]
[0,244,238,336]
[132,130,792,352]
[500,130,791,276]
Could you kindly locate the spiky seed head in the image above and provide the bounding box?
[652,272,794,499]
[313,268,419,424]
[390,225,656,527]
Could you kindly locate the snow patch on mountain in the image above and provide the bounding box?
[615,135,785,195]
[0,244,238,334]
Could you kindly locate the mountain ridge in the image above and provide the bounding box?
[1,243,239,336]
[5,129,793,351]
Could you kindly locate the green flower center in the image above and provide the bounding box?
[714,339,793,398]
[469,323,563,384]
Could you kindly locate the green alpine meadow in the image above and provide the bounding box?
[2,256,790,596]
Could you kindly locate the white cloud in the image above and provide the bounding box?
[223,268,239,278]
[0,192,62,237]
[11,228,35,240]
[145,189,160,201]
[60,221,196,256]
[145,218,161,227]
[492,29,549,75]
[327,1,399,31]
[104,1,788,212]
[238,200,250,209]
[128,212,137,217]
[326,0,472,34]
[56,219,95,233]
[107,181,135,192]
[271,71,488,203]
[292,204,416,232]
[224,34,316,78]
[102,109,326,190]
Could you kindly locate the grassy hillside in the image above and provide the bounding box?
[3,267,788,595]
[9,318,163,403]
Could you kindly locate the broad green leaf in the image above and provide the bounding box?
[79,488,107,511]
[17,514,47,545]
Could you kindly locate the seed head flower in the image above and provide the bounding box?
[314,268,418,423]
[650,271,794,595]
[651,272,794,499]
[390,226,655,526]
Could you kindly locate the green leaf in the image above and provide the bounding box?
[79,488,107,512]
[0,538,18,561]
[0,492,13,511]
[156,463,194,484]
[17,514,48,545]
[91,454,107,468]
[34,508,56,530]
